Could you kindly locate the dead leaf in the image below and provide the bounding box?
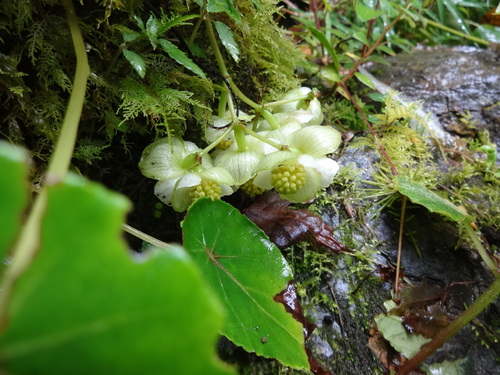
[274,281,334,375]
[244,192,351,253]
[274,281,316,340]
[368,324,426,374]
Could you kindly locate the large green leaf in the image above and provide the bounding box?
[0,142,28,267]
[0,174,233,375]
[182,198,309,370]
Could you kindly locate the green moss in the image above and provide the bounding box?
[230,0,303,101]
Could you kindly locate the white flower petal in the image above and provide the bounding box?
[220,184,235,197]
[287,109,314,124]
[175,173,202,190]
[172,186,194,212]
[262,119,303,145]
[255,112,291,132]
[198,167,235,186]
[297,155,339,187]
[290,126,341,158]
[302,98,324,126]
[215,149,262,185]
[276,87,312,113]
[256,150,297,172]
[154,178,178,205]
[139,138,212,180]
[205,116,234,143]
[253,170,273,190]
[314,158,340,187]
[139,138,188,179]
[170,173,203,212]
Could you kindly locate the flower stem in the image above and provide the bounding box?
[204,15,278,126]
[262,93,314,109]
[199,124,235,156]
[233,126,248,152]
[464,222,499,276]
[238,124,287,151]
[122,224,175,250]
[218,90,228,118]
[0,0,90,331]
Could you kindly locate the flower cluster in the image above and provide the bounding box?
[139,87,342,211]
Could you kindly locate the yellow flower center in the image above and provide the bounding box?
[240,178,265,198]
[270,164,306,195]
[189,180,222,201]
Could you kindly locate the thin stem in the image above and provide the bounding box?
[233,126,248,152]
[48,2,90,179]
[199,124,235,156]
[238,124,288,151]
[361,0,380,56]
[204,15,265,112]
[262,93,313,109]
[0,0,89,331]
[395,195,407,297]
[122,224,175,250]
[396,277,500,375]
[204,16,229,77]
[464,223,498,276]
[218,90,228,118]
[188,7,205,45]
[339,2,408,85]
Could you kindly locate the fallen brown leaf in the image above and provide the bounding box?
[244,192,351,253]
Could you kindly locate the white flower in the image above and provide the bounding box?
[256,88,324,131]
[139,138,234,211]
[253,126,341,202]
[213,137,266,185]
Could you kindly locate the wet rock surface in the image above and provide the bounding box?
[366,46,500,156]
[221,47,500,374]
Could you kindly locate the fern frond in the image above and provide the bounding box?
[157,11,199,35]
[118,68,209,136]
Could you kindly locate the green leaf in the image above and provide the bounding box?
[375,314,431,358]
[215,21,240,62]
[133,14,146,33]
[122,0,145,12]
[199,0,242,24]
[394,176,472,223]
[182,199,309,370]
[423,358,469,375]
[146,15,159,47]
[122,49,146,78]
[376,44,396,56]
[157,14,200,35]
[353,29,370,45]
[319,64,341,84]
[355,2,384,22]
[0,142,28,267]
[0,174,233,375]
[158,39,206,79]
[355,72,375,89]
[295,18,339,72]
[119,26,141,43]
